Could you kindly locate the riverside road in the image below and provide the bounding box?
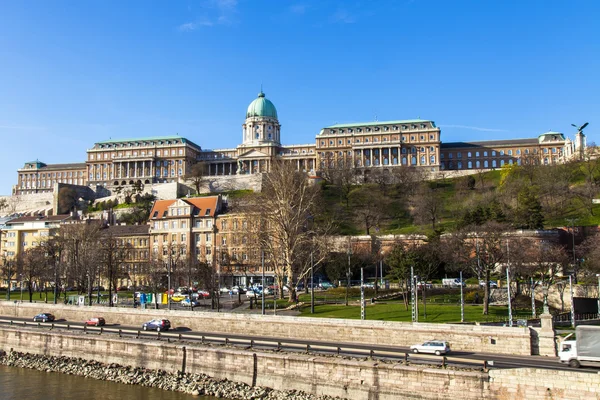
[0,315,590,374]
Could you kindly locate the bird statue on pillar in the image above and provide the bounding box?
[571,122,589,160]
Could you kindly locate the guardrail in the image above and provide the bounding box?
[0,318,491,372]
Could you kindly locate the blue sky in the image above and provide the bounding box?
[0,0,599,195]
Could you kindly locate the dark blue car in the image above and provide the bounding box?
[142,319,171,332]
[33,313,55,322]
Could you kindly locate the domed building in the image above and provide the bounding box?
[198,91,317,176]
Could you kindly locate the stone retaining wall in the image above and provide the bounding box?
[0,326,487,399]
[0,301,538,356]
[1,327,596,400]
[489,368,600,400]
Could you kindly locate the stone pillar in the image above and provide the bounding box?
[534,313,557,356]
[369,149,373,167]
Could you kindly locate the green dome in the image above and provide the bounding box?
[246,91,278,119]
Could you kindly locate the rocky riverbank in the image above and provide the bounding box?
[0,350,346,400]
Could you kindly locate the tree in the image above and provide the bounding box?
[58,187,79,214]
[241,161,332,302]
[99,229,131,307]
[17,246,45,302]
[514,187,544,229]
[386,240,420,310]
[410,183,444,231]
[442,222,510,315]
[185,162,208,195]
[320,156,356,208]
[0,198,7,215]
[348,185,389,235]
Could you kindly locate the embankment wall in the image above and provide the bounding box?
[0,301,540,356]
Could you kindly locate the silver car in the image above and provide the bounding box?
[410,340,450,356]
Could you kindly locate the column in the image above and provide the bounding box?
[230,163,233,175]
[369,148,373,167]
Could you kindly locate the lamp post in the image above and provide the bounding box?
[261,250,265,315]
[360,266,365,320]
[3,250,10,301]
[53,249,60,305]
[531,278,536,317]
[596,274,600,318]
[569,275,575,328]
[460,271,464,322]
[346,241,352,307]
[506,239,512,327]
[380,250,384,288]
[310,250,314,314]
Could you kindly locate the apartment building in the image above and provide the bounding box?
[101,224,150,289]
[1,214,73,261]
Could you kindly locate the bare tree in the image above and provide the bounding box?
[241,161,332,302]
[17,246,46,302]
[99,228,132,306]
[410,183,445,231]
[349,185,390,235]
[185,162,209,195]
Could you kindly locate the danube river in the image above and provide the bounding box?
[0,365,218,400]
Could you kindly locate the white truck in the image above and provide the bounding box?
[559,325,600,368]
[442,278,463,288]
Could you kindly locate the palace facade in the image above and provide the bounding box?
[13,91,587,195]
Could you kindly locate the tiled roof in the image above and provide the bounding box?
[184,197,219,217]
[103,224,149,236]
[148,196,219,220]
[441,139,539,149]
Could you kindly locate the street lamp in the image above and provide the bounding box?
[379,250,384,288]
[310,250,315,314]
[346,240,352,307]
[596,274,600,318]
[261,249,265,315]
[3,250,10,301]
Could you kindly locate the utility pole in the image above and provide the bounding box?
[411,266,417,323]
[360,266,365,320]
[570,275,576,328]
[507,239,513,327]
[346,240,351,307]
[531,278,536,317]
[310,251,314,314]
[261,250,265,315]
[460,270,464,323]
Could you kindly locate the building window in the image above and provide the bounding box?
[468,152,472,158]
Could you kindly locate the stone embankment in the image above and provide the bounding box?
[0,350,345,400]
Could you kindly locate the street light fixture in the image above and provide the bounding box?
[542,284,549,314]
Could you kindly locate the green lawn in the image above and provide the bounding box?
[297,301,532,323]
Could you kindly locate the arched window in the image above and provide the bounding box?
[500,160,505,167]
[420,156,426,164]
[457,161,463,169]
[402,157,407,165]
[393,157,398,165]
[492,160,497,168]
[517,158,522,166]
[468,161,472,169]
[411,156,417,165]
[484,160,489,168]
[509,159,513,165]
[401,148,407,154]
[430,155,435,164]
[476,160,480,168]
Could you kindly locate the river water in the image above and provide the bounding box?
[0,365,219,400]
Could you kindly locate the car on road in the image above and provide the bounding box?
[85,317,106,326]
[181,298,200,307]
[142,319,171,332]
[410,340,450,356]
[33,313,55,322]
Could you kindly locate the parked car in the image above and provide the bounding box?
[142,319,171,332]
[410,340,451,356]
[232,286,246,294]
[246,291,259,298]
[263,287,274,295]
[85,317,106,326]
[170,293,187,302]
[319,282,335,289]
[181,298,200,307]
[33,313,55,322]
[220,287,231,294]
[479,280,498,288]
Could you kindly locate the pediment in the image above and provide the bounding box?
[238,149,270,158]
